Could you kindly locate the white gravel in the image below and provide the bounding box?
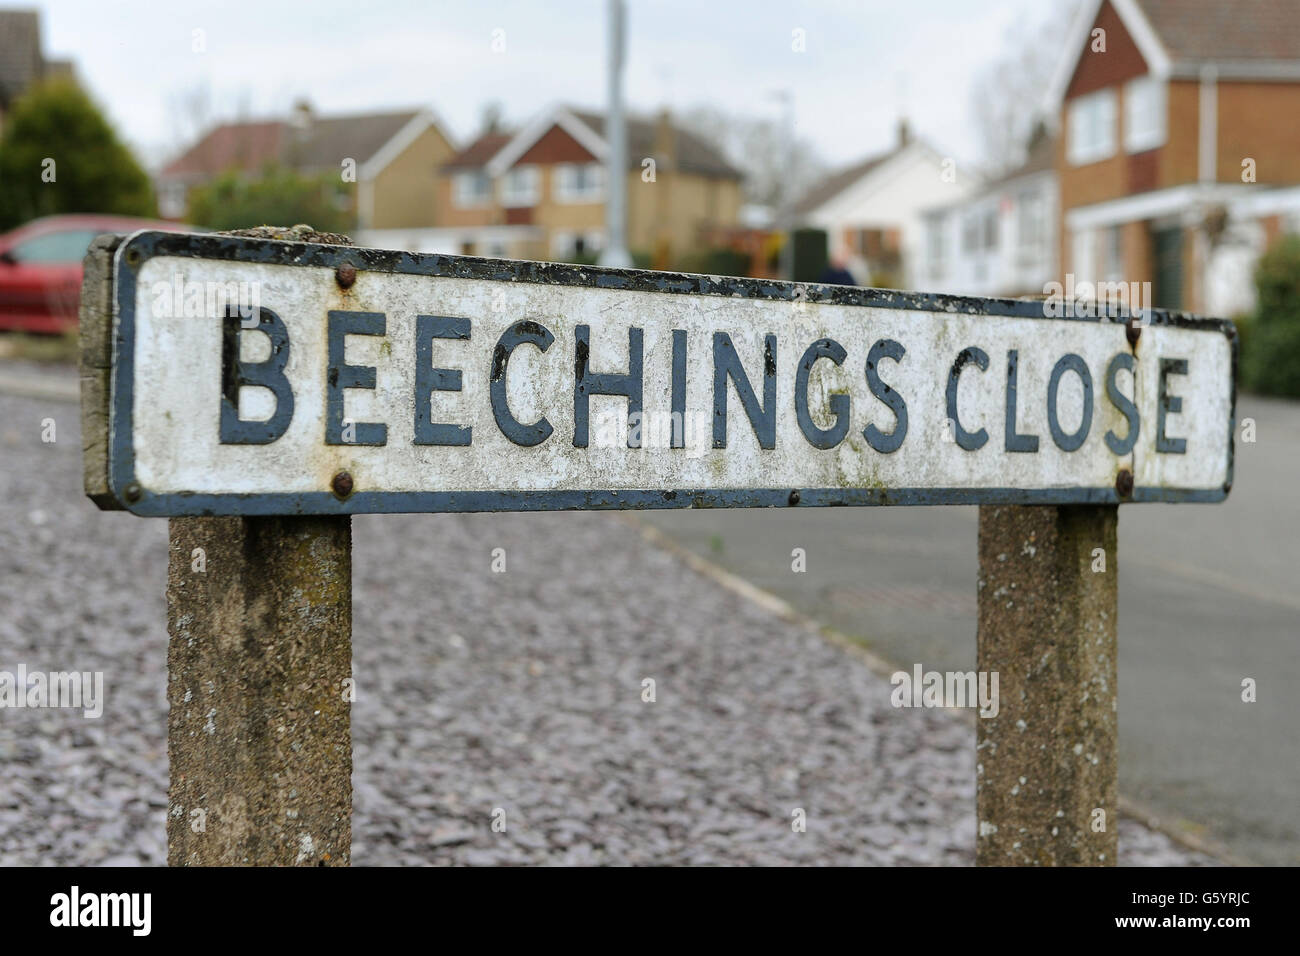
[0,382,1213,865]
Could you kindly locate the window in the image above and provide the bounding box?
[550,230,605,261]
[7,229,99,264]
[1124,76,1166,152]
[962,215,980,253]
[453,170,492,208]
[501,166,539,206]
[159,182,187,220]
[554,163,604,203]
[1067,89,1117,166]
[982,209,999,250]
[1071,228,1097,286]
[1018,191,1046,252]
[926,219,946,278]
[1103,225,1124,281]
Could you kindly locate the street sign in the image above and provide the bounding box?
[99,230,1235,516]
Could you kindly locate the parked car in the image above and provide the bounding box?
[0,214,191,334]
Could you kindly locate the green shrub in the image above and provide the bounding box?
[678,247,751,278]
[791,228,828,283]
[0,78,155,229]
[1243,319,1300,396]
[187,164,351,235]
[1242,236,1300,396]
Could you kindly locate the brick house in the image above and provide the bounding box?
[157,102,456,231]
[360,104,743,266]
[0,9,75,124]
[1047,0,1300,314]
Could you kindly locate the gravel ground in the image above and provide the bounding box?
[0,382,1212,865]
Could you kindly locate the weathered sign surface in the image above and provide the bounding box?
[96,230,1235,515]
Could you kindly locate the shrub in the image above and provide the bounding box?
[0,78,154,229]
[186,164,351,235]
[678,247,751,278]
[1242,236,1300,396]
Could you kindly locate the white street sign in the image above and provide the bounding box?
[102,231,1235,515]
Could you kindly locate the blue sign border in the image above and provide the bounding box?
[109,230,1236,516]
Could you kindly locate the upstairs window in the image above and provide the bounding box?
[453,170,492,208]
[1067,89,1117,166]
[501,166,539,206]
[554,163,605,203]
[1124,75,1166,153]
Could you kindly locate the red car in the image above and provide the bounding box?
[0,214,190,334]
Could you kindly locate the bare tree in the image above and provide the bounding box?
[165,81,214,158]
[969,5,1075,176]
[678,104,828,211]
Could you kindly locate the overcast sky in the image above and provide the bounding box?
[39,0,1061,173]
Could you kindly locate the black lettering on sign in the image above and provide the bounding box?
[491,320,554,447]
[1104,352,1140,455]
[947,347,989,451]
[1047,353,1093,452]
[795,338,849,450]
[1157,357,1188,454]
[573,325,643,448]
[863,338,907,454]
[219,306,294,445]
[1004,349,1039,453]
[326,310,388,446]
[713,332,776,450]
[414,314,471,447]
[670,329,687,449]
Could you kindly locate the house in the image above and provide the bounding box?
[157,102,457,231]
[0,9,75,124]
[1046,0,1300,315]
[793,120,978,288]
[921,126,1058,297]
[359,104,743,266]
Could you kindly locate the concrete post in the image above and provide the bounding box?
[166,226,353,866]
[975,504,1119,866]
[167,516,351,865]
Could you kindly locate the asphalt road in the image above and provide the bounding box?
[643,393,1300,866]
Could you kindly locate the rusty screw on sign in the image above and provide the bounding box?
[335,264,357,290]
[1125,314,1142,349]
[1115,468,1134,499]
[331,470,354,499]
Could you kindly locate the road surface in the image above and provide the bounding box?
[643,394,1299,865]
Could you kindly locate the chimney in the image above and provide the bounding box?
[897,118,911,149]
[290,98,313,132]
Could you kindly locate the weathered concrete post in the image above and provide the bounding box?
[165,226,353,866]
[975,504,1118,866]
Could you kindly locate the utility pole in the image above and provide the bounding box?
[599,0,633,268]
[773,89,795,281]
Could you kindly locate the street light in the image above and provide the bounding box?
[599,0,633,268]
[771,89,795,281]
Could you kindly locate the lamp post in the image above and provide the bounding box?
[599,0,633,268]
